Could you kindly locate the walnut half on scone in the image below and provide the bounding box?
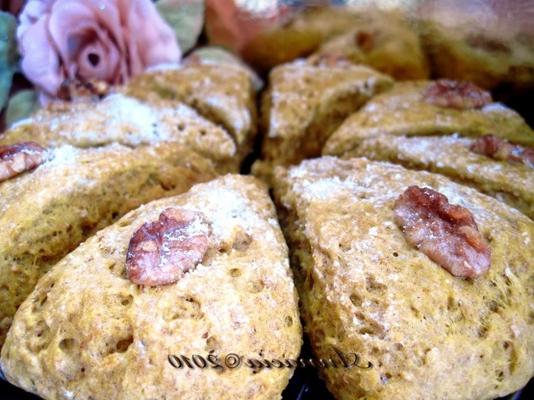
[1,175,302,400]
[271,157,534,400]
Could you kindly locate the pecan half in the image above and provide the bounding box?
[394,186,491,278]
[126,208,211,286]
[423,79,492,109]
[470,135,534,169]
[0,142,47,182]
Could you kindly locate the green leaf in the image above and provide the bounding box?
[5,89,39,128]
[186,46,264,91]
[157,0,205,54]
[0,11,19,110]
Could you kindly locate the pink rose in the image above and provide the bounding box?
[17,0,181,103]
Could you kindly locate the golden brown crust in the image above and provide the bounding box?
[347,134,534,220]
[418,17,534,91]
[0,94,238,173]
[272,157,534,400]
[254,60,393,180]
[240,7,368,72]
[125,64,257,162]
[312,11,429,80]
[1,175,302,400]
[0,143,219,346]
[324,81,534,156]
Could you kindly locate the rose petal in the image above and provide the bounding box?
[16,0,54,43]
[121,0,181,72]
[19,15,64,97]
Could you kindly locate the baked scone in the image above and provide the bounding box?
[0,94,237,172]
[253,59,393,178]
[239,6,369,72]
[345,134,534,219]
[124,64,257,162]
[0,142,219,346]
[324,80,534,156]
[272,156,534,400]
[1,175,302,400]
[312,11,429,80]
[417,2,534,91]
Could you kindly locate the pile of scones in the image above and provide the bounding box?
[0,6,533,400]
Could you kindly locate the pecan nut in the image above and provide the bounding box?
[0,142,47,182]
[394,186,491,278]
[423,79,492,109]
[126,208,211,286]
[470,135,534,169]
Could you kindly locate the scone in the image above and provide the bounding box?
[417,2,534,91]
[1,175,302,400]
[0,94,238,172]
[312,11,429,80]
[345,134,534,219]
[0,142,219,346]
[253,59,393,179]
[239,6,369,72]
[324,80,534,156]
[272,156,534,400]
[125,64,257,162]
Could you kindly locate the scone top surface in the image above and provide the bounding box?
[259,59,393,167]
[0,93,237,169]
[324,81,534,156]
[347,134,534,219]
[417,6,534,91]
[125,63,257,159]
[1,175,302,400]
[273,157,534,400]
[313,10,429,80]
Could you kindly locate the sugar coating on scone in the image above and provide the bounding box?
[257,59,393,169]
[0,143,219,347]
[272,157,534,400]
[125,64,257,160]
[1,94,237,171]
[1,175,302,400]
[323,81,534,156]
[348,134,534,219]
